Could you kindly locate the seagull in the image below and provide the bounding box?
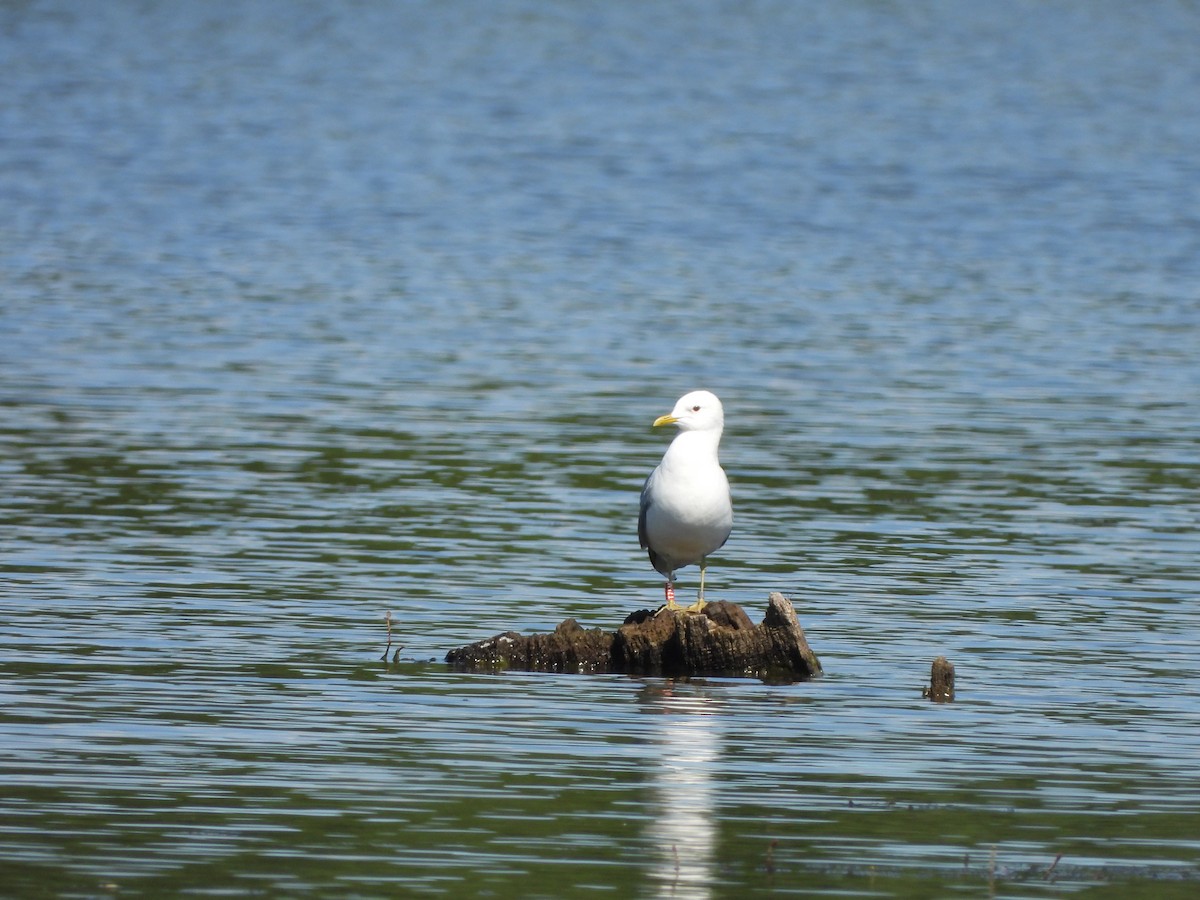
[638,390,733,612]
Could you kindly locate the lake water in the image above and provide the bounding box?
[2,0,1199,896]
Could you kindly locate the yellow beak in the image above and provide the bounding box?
[653,414,678,427]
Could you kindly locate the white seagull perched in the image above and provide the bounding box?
[638,390,734,612]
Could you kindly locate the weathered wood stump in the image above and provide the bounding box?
[445,592,821,681]
[924,655,955,702]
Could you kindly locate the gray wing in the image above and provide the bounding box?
[638,469,671,577]
[637,470,655,550]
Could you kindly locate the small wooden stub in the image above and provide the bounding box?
[445,592,822,682]
[924,655,956,702]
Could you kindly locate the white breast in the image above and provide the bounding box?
[643,452,732,570]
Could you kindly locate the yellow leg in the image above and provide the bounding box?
[685,558,709,613]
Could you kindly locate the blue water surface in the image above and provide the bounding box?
[2,1,1199,896]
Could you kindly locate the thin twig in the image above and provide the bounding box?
[1044,853,1062,880]
[380,610,392,661]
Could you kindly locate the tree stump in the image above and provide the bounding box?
[445,592,821,681]
[924,655,955,702]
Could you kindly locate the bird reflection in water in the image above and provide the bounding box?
[641,682,721,900]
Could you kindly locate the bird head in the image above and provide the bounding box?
[653,390,725,432]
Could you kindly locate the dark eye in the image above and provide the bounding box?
[692,405,701,412]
